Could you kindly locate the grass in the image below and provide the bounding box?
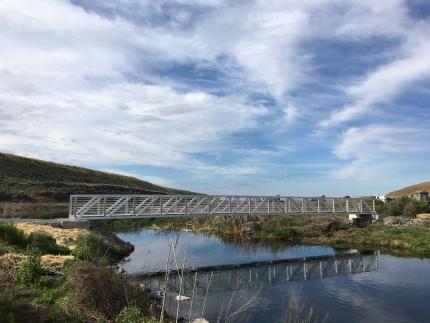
[0,223,163,323]
[0,223,70,256]
[73,232,133,264]
[0,151,191,203]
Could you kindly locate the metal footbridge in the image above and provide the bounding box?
[69,194,376,220]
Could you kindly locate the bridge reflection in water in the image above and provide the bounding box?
[136,252,378,295]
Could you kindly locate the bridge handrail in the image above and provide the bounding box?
[69,194,376,220]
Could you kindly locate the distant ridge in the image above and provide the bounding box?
[387,181,430,199]
[0,152,192,202]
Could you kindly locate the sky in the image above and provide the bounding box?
[1,0,430,196]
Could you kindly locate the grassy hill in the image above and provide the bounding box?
[0,152,190,202]
[387,181,430,199]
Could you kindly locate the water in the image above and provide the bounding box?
[115,229,430,323]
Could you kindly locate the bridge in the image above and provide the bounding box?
[135,252,379,295]
[69,194,376,220]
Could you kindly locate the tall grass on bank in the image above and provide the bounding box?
[0,223,70,256]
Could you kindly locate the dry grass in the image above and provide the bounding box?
[41,255,75,268]
[0,252,26,268]
[0,252,74,269]
[16,223,88,249]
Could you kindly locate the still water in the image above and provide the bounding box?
[115,229,430,323]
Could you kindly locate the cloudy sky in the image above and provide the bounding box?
[1,0,430,196]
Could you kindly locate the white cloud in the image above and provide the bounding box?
[320,26,430,128]
[332,125,430,179]
[0,0,267,169]
[1,0,430,194]
[283,104,299,123]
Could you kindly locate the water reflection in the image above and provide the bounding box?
[139,252,378,295]
[115,228,430,323]
[116,229,339,273]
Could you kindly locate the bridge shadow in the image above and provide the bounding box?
[134,252,378,295]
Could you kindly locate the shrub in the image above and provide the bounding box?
[26,232,70,255]
[73,233,131,264]
[65,262,152,320]
[0,224,27,247]
[73,234,112,264]
[15,251,44,286]
[382,197,429,217]
[116,306,143,323]
[403,200,428,217]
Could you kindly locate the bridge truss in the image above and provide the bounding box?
[69,194,376,220]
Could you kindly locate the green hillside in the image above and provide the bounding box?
[0,152,190,202]
[387,181,430,199]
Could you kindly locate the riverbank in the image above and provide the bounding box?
[0,222,167,323]
[96,215,430,258]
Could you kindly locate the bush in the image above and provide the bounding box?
[27,232,70,255]
[0,224,27,247]
[404,200,428,217]
[15,251,44,286]
[65,262,152,320]
[381,197,429,217]
[73,233,131,264]
[73,234,112,264]
[116,306,143,323]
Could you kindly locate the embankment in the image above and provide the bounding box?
[0,221,168,323]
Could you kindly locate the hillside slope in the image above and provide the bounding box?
[387,181,430,198]
[0,152,190,202]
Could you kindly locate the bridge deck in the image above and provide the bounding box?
[69,194,376,220]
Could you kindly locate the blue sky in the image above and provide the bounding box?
[1,0,430,196]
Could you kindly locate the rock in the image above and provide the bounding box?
[148,291,163,300]
[243,222,261,233]
[384,216,403,226]
[352,213,373,227]
[139,283,151,293]
[416,213,430,220]
[323,221,349,233]
[383,216,417,227]
[175,295,191,301]
[192,319,209,323]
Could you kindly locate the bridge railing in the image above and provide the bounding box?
[69,194,376,219]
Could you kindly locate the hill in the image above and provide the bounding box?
[387,181,430,199]
[0,152,190,202]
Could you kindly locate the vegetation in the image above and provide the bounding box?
[376,197,429,217]
[0,152,191,203]
[73,232,133,264]
[0,223,69,255]
[0,223,163,323]
[99,214,430,258]
[14,251,44,286]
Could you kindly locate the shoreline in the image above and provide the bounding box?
[94,214,430,259]
[0,220,172,322]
